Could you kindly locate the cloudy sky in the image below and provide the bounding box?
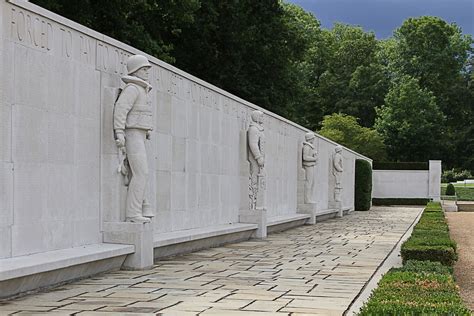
[286,0,473,38]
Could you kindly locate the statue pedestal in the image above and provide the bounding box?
[297,203,317,224]
[103,222,154,270]
[329,201,343,218]
[239,209,267,238]
[256,173,266,209]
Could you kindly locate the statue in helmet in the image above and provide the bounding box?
[332,146,344,202]
[248,110,265,210]
[302,132,318,203]
[114,54,154,223]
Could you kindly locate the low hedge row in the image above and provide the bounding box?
[372,161,429,170]
[372,198,430,206]
[359,260,470,315]
[401,202,457,266]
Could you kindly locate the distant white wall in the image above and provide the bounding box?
[372,160,441,201]
[0,0,371,259]
[372,170,429,198]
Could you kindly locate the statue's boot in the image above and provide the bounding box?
[142,203,154,218]
[126,216,151,223]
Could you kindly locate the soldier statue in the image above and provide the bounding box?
[332,146,344,202]
[114,54,154,223]
[248,110,265,210]
[302,132,318,203]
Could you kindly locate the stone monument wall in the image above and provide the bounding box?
[0,0,370,260]
[372,160,441,201]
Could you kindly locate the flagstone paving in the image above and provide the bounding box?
[1,206,422,315]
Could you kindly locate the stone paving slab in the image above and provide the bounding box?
[1,207,421,315]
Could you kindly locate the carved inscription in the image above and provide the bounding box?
[10,7,52,51]
[155,68,184,97]
[96,42,130,74]
[188,83,220,108]
[79,35,94,64]
[60,27,72,58]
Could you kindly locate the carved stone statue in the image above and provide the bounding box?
[302,132,318,203]
[114,55,154,223]
[248,110,265,210]
[332,146,344,202]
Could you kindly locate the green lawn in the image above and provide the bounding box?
[441,183,474,187]
[441,186,474,201]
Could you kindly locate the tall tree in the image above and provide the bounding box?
[280,3,324,126]
[314,24,389,128]
[319,113,387,161]
[391,16,473,125]
[375,76,445,161]
[172,0,308,116]
[387,16,473,166]
[30,0,200,63]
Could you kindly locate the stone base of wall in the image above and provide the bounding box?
[153,223,258,259]
[267,214,311,234]
[0,244,133,300]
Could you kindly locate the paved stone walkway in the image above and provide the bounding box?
[1,207,421,316]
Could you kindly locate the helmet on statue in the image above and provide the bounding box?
[126,55,152,75]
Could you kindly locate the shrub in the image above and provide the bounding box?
[442,169,456,183]
[359,209,468,316]
[401,244,457,266]
[372,161,429,170]
[391,259,452,275]
[400,203,458,266]
[445,183,456,196]
[372,198,430,205]
[359,266,470,315]
[355,159,372,211]
[442,168,473,183]
[442,186,474,201]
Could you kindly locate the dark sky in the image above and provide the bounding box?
[286,0,474,38]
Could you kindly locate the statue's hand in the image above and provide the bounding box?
[257,157,264,167]
[146,130,152,140]
[116,133,126,148]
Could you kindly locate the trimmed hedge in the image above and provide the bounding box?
[373,161,429,170]
[391,259,452,274]
[359,204,468,315]
[355,159,372,211]
[372,198,430,206]
[400,202,458,266]
[359,261,470,315]
[445,183,456,196]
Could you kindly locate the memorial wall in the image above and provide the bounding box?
[0,0,370,278]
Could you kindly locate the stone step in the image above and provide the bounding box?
[456,201,474,212]
[0,243,134,299]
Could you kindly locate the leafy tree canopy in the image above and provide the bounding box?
[319,113,387,161]
[375,75,445,161]
[31,0,201,63]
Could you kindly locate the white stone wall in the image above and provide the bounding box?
[0,0,370,259]
[372,161,441,200]
[372,170,430,198]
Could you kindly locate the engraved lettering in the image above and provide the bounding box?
[11,9,52,52]
[60,28,72,58]
[96,42,108,70]
[46,22,53,51]
[10,8,16,40]
[26,14,33,45]
[17,10,25,41]
[113,48,120,73]
[79,35,94,64]
[33,17,41,47]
